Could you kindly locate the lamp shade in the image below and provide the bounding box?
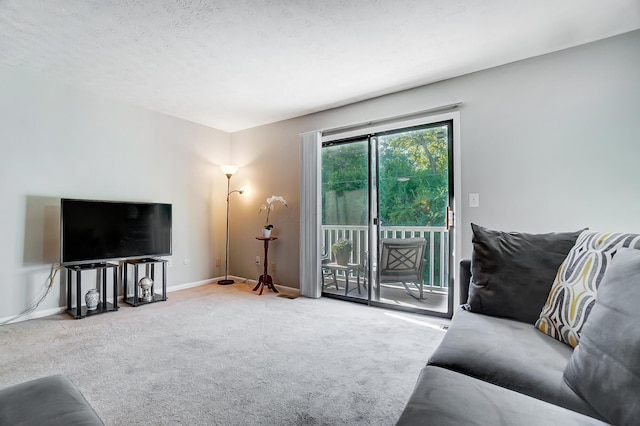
[220,164,238,176]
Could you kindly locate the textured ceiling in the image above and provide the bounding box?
[1,1,639,132]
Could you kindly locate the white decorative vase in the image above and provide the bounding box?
[85,289,99,311]
[262,228,272,238]
[138,276,154,302]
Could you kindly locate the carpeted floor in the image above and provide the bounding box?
[0,282,448,425]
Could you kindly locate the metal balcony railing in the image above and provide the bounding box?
[322,225,449,292]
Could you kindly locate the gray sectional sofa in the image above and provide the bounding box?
[0,375,103,425]
[396,259,609,425]
[397,225,640,425]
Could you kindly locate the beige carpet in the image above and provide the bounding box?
[0,282,448,425]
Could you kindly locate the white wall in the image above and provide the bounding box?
[2,30,638,319]
[229,30,640,290]
[0,66,231,320]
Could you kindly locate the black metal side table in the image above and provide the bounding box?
[65,262,119,319]
[122,258,168,306]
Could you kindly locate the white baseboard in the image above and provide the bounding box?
[275,285,301,295]
[1,276,302,325]
[0,306,66,325]
[172,275,301,296]
[166,278,217,292]
[225,276,301,296]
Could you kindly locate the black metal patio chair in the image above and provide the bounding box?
[379,238,427,299]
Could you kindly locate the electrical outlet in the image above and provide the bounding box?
[215,258,221,266]
[255,256,260,264]
[270,263,276,272]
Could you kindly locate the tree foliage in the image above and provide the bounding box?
[322,125,450,227]
[378,126,449,226]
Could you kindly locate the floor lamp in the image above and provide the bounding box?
[218,165,244,285]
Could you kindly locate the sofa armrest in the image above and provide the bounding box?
[0,375,104,425]
[459,259,471,305]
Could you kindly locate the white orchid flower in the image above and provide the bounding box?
[266,195,288,206]
[260,195,288,227]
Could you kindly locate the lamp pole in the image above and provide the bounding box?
[219,173,234,285]
[218,165,243,285]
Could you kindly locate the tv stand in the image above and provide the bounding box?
[64,262,119,319]
[138,257,160,262]
[122,258,168,306]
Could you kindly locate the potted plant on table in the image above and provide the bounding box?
[259,195,288,237]
[331,238,353,265]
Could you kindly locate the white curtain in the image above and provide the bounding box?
[299,131,322,298]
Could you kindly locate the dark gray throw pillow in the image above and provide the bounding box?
[465,223,583,324]
[563,247,640,426]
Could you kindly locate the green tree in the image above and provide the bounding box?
[322,141,368,225]
[378,126,449,226]
[321,125,450,227]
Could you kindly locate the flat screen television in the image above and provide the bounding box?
[60,198,172,266]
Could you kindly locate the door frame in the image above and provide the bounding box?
[319,111,461,318]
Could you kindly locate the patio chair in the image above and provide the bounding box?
[321,252,339,290]
[379,238,427,299]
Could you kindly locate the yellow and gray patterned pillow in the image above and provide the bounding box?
[535,230,640,347]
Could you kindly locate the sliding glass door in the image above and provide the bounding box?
[321,120,454,317]
[321,137,369,302]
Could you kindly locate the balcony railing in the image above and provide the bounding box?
[322,225,449,291]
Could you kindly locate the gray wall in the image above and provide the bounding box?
[230,30,640,290]
[1,30,638,320]
[0,66,231,320]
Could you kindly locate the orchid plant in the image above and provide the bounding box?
[259,195,288,229]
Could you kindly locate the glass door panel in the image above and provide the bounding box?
[321,138,369,301]
[373,122,452,315]
[320,120,454,317]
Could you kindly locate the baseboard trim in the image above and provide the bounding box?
[167,278,217,292]
[1,276,302,325]
[227,276,301,296]
[274,284,301,295]
[0,306,66,325]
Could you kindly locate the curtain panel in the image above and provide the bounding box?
[299,131,322,298]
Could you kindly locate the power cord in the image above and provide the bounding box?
[0,264,63,326]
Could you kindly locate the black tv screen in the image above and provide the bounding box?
[60,198,172,265]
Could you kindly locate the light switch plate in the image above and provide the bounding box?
[469,193,480,208]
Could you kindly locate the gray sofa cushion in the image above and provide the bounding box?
[466,223,583,323]
[396,366,609,426]
[428,309,603,420]
[459,259,472,305]
[0,375,103,426]
[564,248,640,426]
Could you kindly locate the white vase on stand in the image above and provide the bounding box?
[262,228,272,238]
[85,288,99,311]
